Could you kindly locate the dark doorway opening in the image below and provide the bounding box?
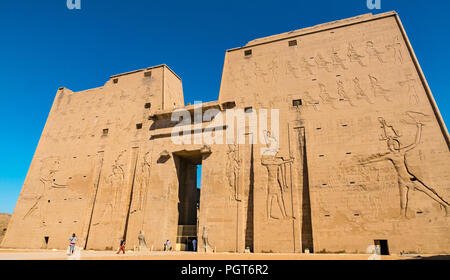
[174,150,203,251]
[374,240,390,255]
[43,236,49,249]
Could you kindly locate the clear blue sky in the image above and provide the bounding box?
[0,0,449,213]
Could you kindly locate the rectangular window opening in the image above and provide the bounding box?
[293,99,302,106]
[288,40,297,46]
[136,123,143,130]
[244,49,252,57]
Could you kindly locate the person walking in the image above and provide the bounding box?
[68,233,77,255]
[117,239,126,254]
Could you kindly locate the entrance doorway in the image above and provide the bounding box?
[174,150,203,251]
[374,239,389,255]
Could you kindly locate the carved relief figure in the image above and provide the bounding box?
[226,144,241,201]
[261,130,279,156]
[385,36,403,64]
[254,62,269,84]
[267,57,280,84]
[261,155,294,220]
[285,60,300,78]
[133,152,152,213]
[368,74,392,101]
[347,43,366,67]
[303,90,320,111]
[24,157,67,220]
[314,53,332,72]
[299,57,315,75]
[95,151,126,225]
[336,80,355,106]
[365,41,384,63]
[398,74,420,105]
[331,48,348,70]
[358,116,449,217]
[318,83,337,109]
[353,77,373,104]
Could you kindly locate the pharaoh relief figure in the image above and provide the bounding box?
[24,157,67,221]
[226,144,241,201]
[261,130,294,220]
[358,113,449,217]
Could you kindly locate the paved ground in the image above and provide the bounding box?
[0,249,447,260]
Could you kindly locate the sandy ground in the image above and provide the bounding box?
[0,249,446,260]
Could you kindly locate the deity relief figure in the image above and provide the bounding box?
[347,43,366,67]
[95,151,126,225]
[133,152,152,213]
[299,57,315,75]
[285,60,300,78]
[358,116,449,217]
[226,144,241,201]
[385,36,403,64]
[261,155,294,220]
[331,48,348,70]
[303,91,320,111]
[368,74,392,101]
[318,83,337,109]
[398,74,420,105]
[336,80,355,106]
[365,41,385,63]
[353,77,373,104]
[314,53,332,72]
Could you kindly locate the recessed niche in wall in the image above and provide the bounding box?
[245,107,253,113]
[288,40,297,46]
[136,123,143,129]
[144,71,152,77]
[103,129,109,135]
[145,103,151,109]
[113,78,119,84]
[244,49,252,57]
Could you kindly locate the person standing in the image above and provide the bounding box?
[192,238,197,252]
[117,239,126,254]
[164,240,170,251]
[68,233,77,255]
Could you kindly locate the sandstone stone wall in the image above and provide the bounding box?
[2,12,449,254]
